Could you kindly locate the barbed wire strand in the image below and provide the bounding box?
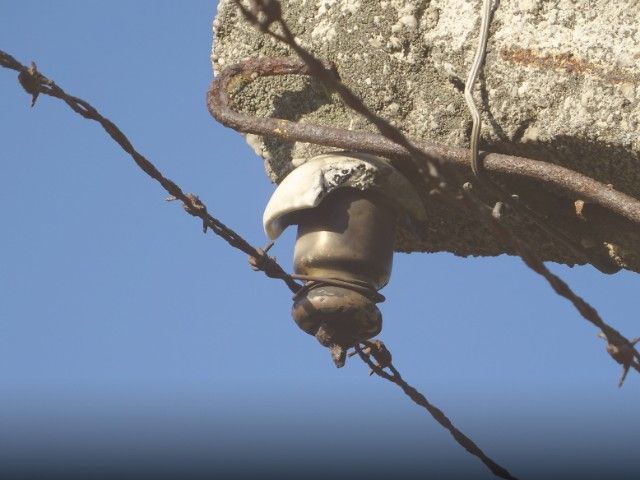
[354,340,519,480]
[460,0,620,275]
[455,0,639,378]
[232,0,640,378]
[477,190,640,375]
[0,48,519,479]
[0,50,301,295]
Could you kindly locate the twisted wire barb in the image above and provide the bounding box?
[487,202,640,379]
[231,0,640,381]
[353,340,519,480]
[0,49,301,294]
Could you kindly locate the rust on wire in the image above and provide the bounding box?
[598,332,640,387]
[0,49,301,295]
[353,340,519,480]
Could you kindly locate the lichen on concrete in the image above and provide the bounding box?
[212,0,640,272]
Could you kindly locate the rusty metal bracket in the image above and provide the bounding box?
[208,57,640,229]
[207,57,640,233]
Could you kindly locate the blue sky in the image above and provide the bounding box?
[1,1,639,479]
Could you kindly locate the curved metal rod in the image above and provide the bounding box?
[207,57,640,228]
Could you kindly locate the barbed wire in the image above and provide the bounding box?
[230,0,640,384]
[1,48,519,479]
[352,340,519,480]
[0,50,301,295]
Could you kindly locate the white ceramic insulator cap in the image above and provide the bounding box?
[263,152,426,240]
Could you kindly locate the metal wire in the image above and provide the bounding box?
[354,340,519,480]
[291,274,385,303]
[0,49,302,295]
[1,46,519,479]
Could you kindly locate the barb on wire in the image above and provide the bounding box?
[0,49,301,294]
[353,340,519,480]
[483,193,640,382]
[597,333,640,387]
[227,0,640,385]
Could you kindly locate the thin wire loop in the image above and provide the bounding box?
[291,274,385,303]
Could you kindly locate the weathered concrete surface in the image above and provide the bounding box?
[212,0,640,272]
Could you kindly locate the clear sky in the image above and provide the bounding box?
[1,1,639,479]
